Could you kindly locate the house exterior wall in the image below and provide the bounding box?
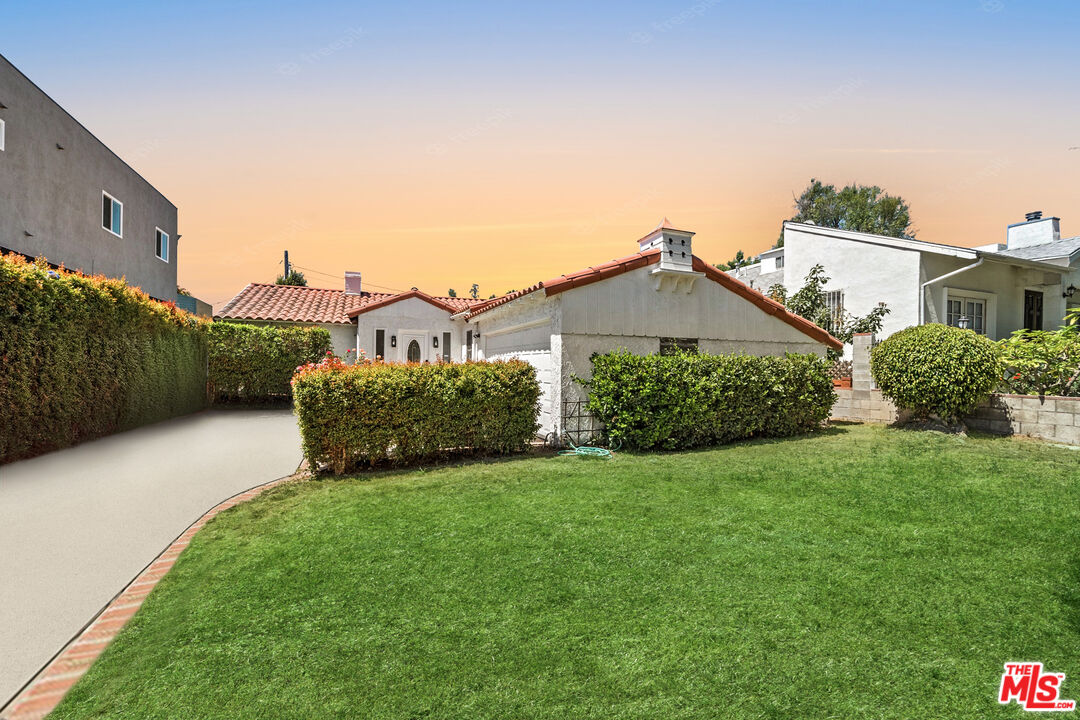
[0,54,178,301]
[920,254,1065,338]
[783,225,922,349]
[475,264,831,438]
[353,297,468,363]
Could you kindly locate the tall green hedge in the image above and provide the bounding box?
[208,322,332,403]
[584,350,835,450]
[0,254,208,463]
[292,360,541,473]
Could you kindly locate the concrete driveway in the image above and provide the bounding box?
[0,408,302,707]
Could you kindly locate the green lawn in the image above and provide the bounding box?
[53,425,1080,719]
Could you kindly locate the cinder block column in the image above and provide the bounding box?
[852,333,874,391]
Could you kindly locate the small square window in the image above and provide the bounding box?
[155,228,169,262]
[102,192,123,237]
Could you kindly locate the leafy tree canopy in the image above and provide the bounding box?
[715,249,753,272]
[447,288,457,297]
[275,270,308,286]
[777,178,913,247]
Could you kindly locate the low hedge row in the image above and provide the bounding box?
[584,350,835,450]
[0,254,209,463]
[292,359,541,473]
[208,322,332,403]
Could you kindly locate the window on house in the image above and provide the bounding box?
[442,332,451,362]
[659,337,698,355]
[102,192,122,237]
[1024,290,1044,332]
[0,118,5,152]
[825,290,844,328]
[947,296,986,334]
[466,330,473,361]
[775,255,784,269]
[375,329,385,360]
[155,228,168,262]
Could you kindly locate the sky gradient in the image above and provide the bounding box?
[4,0,1079,307]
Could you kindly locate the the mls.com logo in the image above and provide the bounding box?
[999,663,1076,712]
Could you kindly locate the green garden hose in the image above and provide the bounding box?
[558,435,615,459]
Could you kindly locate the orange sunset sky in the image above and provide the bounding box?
[5,1,1079,308]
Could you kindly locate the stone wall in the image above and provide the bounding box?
[830,332,1080,446]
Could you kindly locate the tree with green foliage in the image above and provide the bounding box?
[776,178,913,247]
[715,249,753,272]
[470,283,480,300]
[447,288,457,297]
[776,264,890,355]
[275,270,308,286]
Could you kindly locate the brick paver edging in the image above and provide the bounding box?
[1,471,305,720]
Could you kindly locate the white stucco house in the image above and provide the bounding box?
[217,219,841,437]
[730,212,1080,357]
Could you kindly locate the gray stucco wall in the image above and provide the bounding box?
[0,54,178,301]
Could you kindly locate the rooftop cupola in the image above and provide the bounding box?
[639,218,702,292]
[638,217,695,271]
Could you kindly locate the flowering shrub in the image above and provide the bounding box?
[207,322,332,403]
[584,350,835,450]
[0,253,209,463]
[293,349,367,383]
[292,360,541,473]
[998,326,1080,397]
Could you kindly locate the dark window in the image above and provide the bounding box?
[102,194,110,229]
[442,332,451,362]
[659,337,698,355]
[466,330,473,361]
[407,339,421,362]
[375,329,385,360]
[1024,290,1044,332]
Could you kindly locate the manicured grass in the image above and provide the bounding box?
[53,425,1080,719]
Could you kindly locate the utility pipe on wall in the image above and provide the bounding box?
[918,258,984,326]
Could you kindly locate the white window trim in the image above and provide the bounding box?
[943,286,997,338]
[0,118,6,152]
[155,227,169,263]
[102,191,123,238]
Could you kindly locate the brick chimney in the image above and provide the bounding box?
[1007,211,1060,250]
[344,271,362,295]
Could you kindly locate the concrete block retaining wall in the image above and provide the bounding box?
[831,333,1080,446]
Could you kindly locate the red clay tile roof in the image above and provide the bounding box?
[215,283,482,324]
[463,249,842,350]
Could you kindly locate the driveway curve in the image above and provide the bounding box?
[0,408,302,707]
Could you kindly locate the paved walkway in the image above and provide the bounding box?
[0,409,302,708]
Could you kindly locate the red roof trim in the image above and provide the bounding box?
[544,249,661,296]
[346,289,460,317]
[463,249,841,350]
[691,257,843,350]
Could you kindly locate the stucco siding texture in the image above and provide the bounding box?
[0,54,178,301]
[783,226,921,344]
[353,297,466,363]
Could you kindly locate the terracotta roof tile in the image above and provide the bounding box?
[215,283,482,324]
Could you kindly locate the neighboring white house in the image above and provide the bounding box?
[217,219,841,437]
[730,212,1080,357]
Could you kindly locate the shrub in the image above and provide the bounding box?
[870,324,1000,421]
[583,350,835,451]
[292,360,541,473]
[0,253,208,463]
[208,322,332,403]
[999,328,1080,397]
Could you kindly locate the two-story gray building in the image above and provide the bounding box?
[0,53,178,302]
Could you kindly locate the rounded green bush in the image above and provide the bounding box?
[870,324,1001,421]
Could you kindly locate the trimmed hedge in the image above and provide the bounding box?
[584,350,835,450]
[0,254,208,463]
[870,323,1001,421]
[208,322,332,403]
[292,359,541,473]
